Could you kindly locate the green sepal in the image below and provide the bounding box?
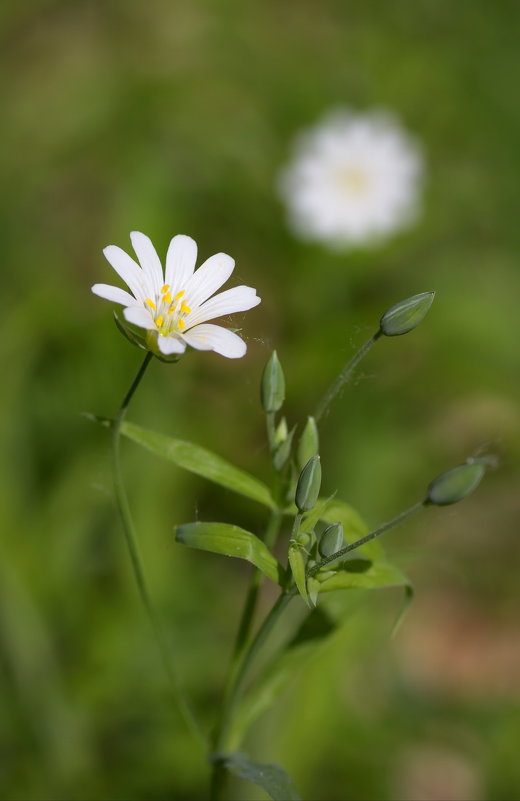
[426,461,485,506]
[296,416,319,472]
[295,455,322,512]
[380,291,435,337]
[113,311,147,350]
[261,351,285,412]
[318,522,345,558]
[175,522,284,585]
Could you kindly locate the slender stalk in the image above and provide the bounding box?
[308,500,425,577]
[111,352,204,748]
[210,592,293,800]
[314,330,382,423]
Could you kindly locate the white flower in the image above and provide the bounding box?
[279,108,423,249]
[92,233,261,359]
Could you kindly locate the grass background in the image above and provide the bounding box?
[1,1,519,799]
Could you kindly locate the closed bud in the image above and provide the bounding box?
[380,291,435,337]
[275,417,288,445]
[318,522,345,558]
[426,462,485,506]
[261,351,285,412]
[273,425,296,471]
[295,455,322,512]
[296,416,319,472]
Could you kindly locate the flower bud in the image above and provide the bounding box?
[296,416,319,472]
[295,455,321,512]
[274,417,288,445]
[260,350,285,412]
[380,291,435,337]
[273,425,296,471]
[426,462,485,506]
[318,522,344,558]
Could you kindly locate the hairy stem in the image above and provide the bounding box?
[314,330,382,423]
[210,592,293,800]
[111,352,204,748]
[308,500,425,577]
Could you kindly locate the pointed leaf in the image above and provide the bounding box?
[121,421,275,508]
[317,560,410,593]
[218,752,301,801]
[175,522,284,585]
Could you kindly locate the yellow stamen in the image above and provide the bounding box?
[145,298,156,310]
[163,292,172,304]
[168,305,176,314]
[178,318,186,331]
[161,284,170,294]
[174,290,185,300]
[155,315,164,327]
[180,301,191,314]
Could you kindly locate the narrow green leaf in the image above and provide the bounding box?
[120,421,275,509]
[317,560,410,593]
[175,522,284,585]
[288,546,312,607]
[218,752,301,801]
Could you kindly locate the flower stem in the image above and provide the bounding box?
[308,500,425,577]
[314,330,382,423]
[111,352,204,748]
[210,591,293,800]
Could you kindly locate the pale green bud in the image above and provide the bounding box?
[296,416,319,472]
[275,417,288,445]
[295,455,322,512]
[261,350,285,412]
[426,462,485,506]
[318,522,344,558]
[380,291,435,337]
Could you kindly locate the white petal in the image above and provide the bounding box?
[123,305,155,330]
[91,283,136,306]
[103,245,151,302]
[158,335,186,355]
[186,286,261,327]
[165,235,198,294]
[183,253,235,308]
[182,324,247,359]
[130,232,164,296]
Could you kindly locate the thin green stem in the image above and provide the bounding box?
[210,592,293,800]
[111,352,204,748]
[314,330,382,423]
[308,500,425,577]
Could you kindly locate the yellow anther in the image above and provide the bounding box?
[178,318,186,331]
[155,315,164,327]
[161,284,170,294]
[174,290,185,300]
[168,305,176,314]
[145,298,156,310]
[180,301,191,314]
[163,292,172,304]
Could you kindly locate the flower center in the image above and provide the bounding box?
[145,285,191,336]
[336,166,370,196]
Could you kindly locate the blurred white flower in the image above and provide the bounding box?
[279,108,423,249]
[92,233,261,359]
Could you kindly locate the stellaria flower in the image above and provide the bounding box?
[92,233,261,358]
[279,108,423,249]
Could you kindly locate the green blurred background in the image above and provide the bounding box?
[1,1,519,799]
